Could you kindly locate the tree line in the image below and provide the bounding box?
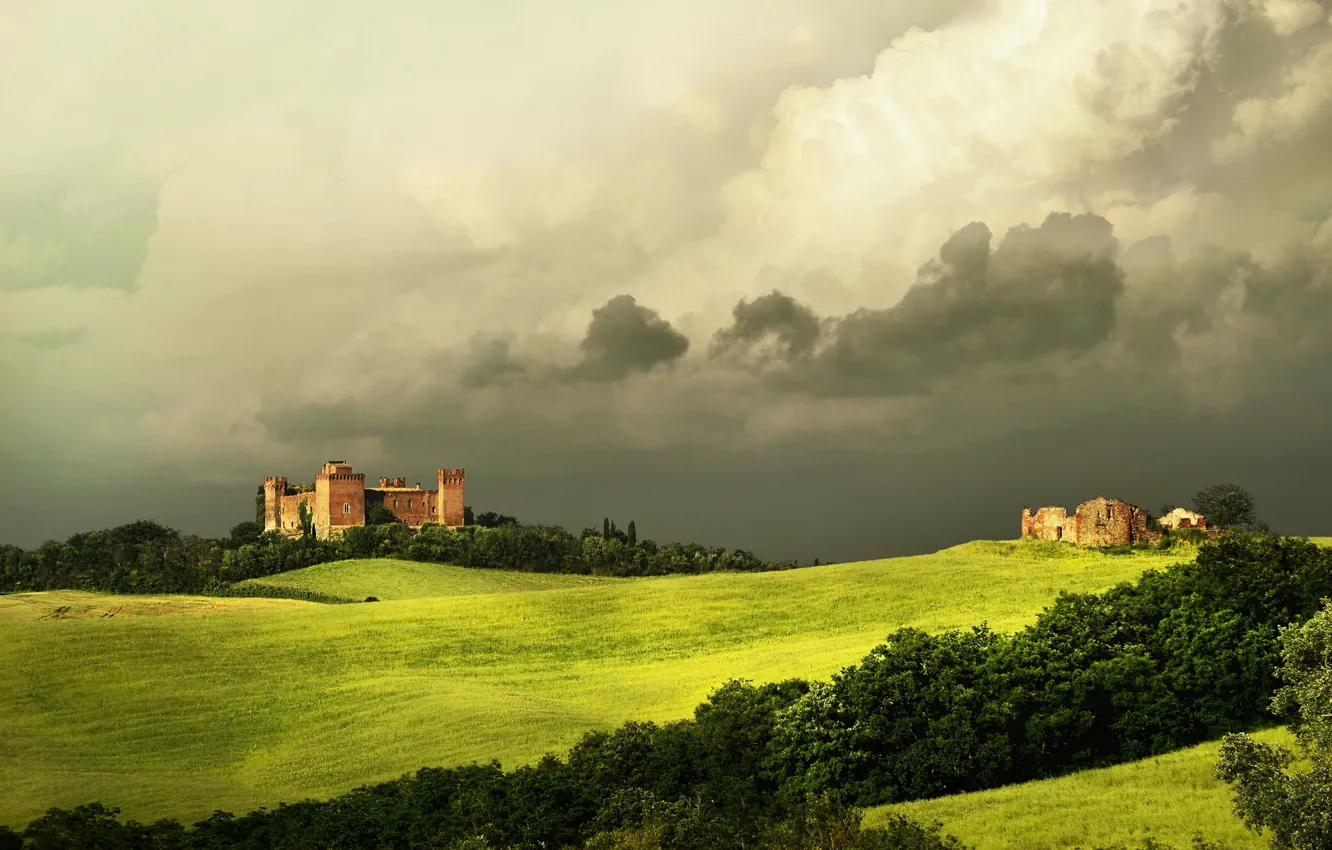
[1,532,1325,848]
[0,514,801,596]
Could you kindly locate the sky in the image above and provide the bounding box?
[3,0,1331,561]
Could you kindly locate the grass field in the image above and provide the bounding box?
[0,591,317,621]
[239,558,624,600]
[0,541,1187,828]
[867,726,1293,849]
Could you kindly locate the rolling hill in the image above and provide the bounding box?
[867,726,1291,849]
[0,540,1188,829]
[238,557,623,600]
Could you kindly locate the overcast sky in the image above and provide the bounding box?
[3,0,1331,561]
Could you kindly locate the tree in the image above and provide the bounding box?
[464,505,475,526]
[255,485,266,525]
[1217,601,1332,849]
[603,517,611,540]
[627,521,637,547]
[1193,484,1265,530]
[228,521,262,548]
[297,499,314,538]
[366,504,398,526]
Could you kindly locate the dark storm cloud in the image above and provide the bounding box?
[10,0,1332,568]
[771,213,1124,395]
[710,290,823,362]
[566,294,690,382]
[459,338,528,389]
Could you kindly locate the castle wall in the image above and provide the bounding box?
[277,490,316,534]
[366,487,437,527]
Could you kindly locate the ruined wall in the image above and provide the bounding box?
[1021,506,1070,541]
[1073,497,1132,547]
[1160,507,1207,530]
[438,468,465,527]
[1022,496,1161,547]
[1072,497,1160,547]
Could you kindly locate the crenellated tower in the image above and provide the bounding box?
[437,468,465,527]
[263,477,288,533]
[315,461,366,538]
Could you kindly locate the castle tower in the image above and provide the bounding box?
[438,468,465,527]
[263,477,288,533]
[315,461,366,539]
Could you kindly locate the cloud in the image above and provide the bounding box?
[6,0,1332,562]
[710,290,823,364]
[18,327,86,350]
[0,149,161,292]
[459,338,528,389]
[760,213,1124,396]
[566,294,690,382]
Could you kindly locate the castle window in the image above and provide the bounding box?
[343,503,351,515]
[408,500,413,508]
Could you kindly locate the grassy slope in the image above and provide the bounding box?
[239,558,623,600]
[0,591,317,621]
[0,541,1185,828]
[867,727,1293,850]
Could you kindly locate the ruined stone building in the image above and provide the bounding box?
[1020,496,1164,547]
[263,461,464,539]
[1159,507,1207,531]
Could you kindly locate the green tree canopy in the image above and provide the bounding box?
[1193,483,1264,530]
[1218,601,1332,849]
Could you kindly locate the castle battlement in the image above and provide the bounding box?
[262,461,465,539]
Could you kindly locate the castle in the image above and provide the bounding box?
[263,461,464,540]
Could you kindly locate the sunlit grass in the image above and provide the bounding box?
[0,540,1188,828]
[240,558,624,600]
[867,727,1292,849]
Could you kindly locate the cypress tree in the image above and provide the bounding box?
[627,521,637,546]
[603,517,610,540]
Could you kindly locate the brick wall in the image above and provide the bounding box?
[1022,506,1070,541]
[438,469,465,527]
[366,487,436,526]
[1022,496,1161,547]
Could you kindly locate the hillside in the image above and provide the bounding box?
[239,558,624,600]
[0,540,1188,829]
[867,726,1292,849]
[0,591,317,621]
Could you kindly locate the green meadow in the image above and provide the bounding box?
[868,727,1292,850]
[0,541,1187,829]
[240,558,624,600]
